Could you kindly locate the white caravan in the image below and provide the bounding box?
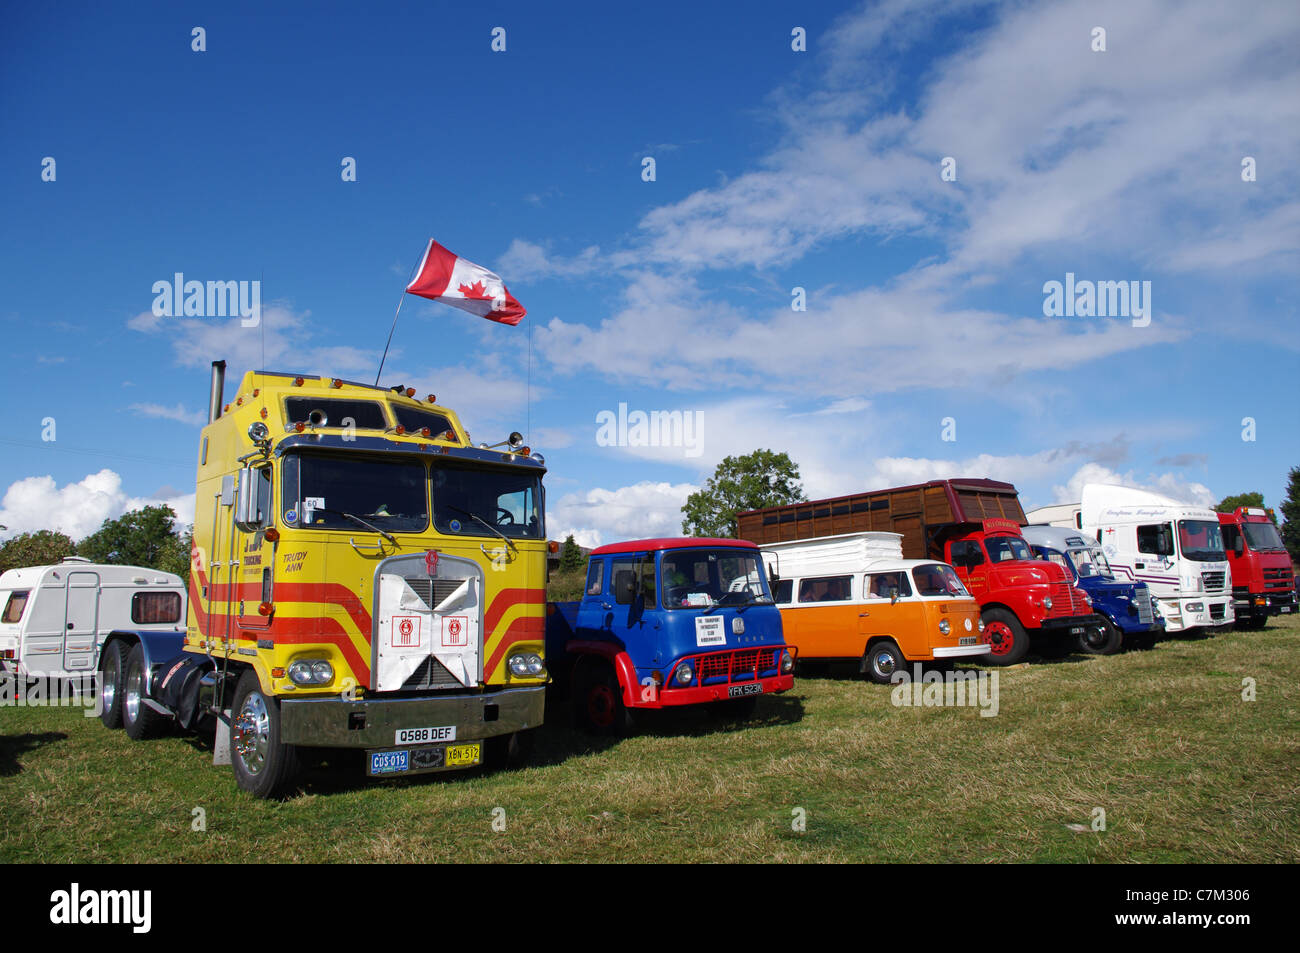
[1025,485,1232,633]
[0,558,186,680]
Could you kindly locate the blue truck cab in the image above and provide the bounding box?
[545,537,795,733]
[1021,525,1164,652]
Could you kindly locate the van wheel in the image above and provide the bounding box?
[573,661,630,736]
[982,609,1030,665]
[122,644,169,740]
[98,640,127,729]
[1078,619,1123,655]
[230,669,301,799]
[863,640,905,684]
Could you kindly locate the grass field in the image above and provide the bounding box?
[2,615,1297,863]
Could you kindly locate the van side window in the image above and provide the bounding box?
[1137,523,1174,557]
[798,575,852,603]
[865,572,912,599]
[585,560,604,596]
[131,591,183,624]
[2,591,30,624]
[774,579,793,604]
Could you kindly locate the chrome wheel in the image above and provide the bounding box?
[124,664,142,723]
[102,651,119,714]
[872,648,899,679]
[233,692,271,776]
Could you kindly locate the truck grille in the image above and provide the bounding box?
[1209,604,1225,621]
[693,647,782,685]
[1201,571,1226,593]
[1137,598,1153,624]
[1264,568,1294,589]
[1048,583,1089,617]
[400,656,463,691]
[404,578,466,610]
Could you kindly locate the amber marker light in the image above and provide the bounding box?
[264,527,280,542]
[258,602,274,616]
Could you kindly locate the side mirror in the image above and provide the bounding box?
[234,467,264,530]
[889,587,900,605]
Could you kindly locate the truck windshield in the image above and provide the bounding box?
[1069,547,1115,579]
[431,464,543,540]
[985,536,1033,563]
[286,452,428,532]
[1177,520,1226,562]
[661,549,771,609]
[1242,521,1286,552]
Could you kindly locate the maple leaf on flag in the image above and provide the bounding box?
[457,280,493,300]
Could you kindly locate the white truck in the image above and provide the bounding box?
[1025,484,1233,634]
[0,558,186,680]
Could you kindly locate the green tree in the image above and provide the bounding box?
[78,505,189,578]
[558,534,585,573]
[1215,491,1270,519]
[1280,467,1300,564]
[681,449,805,538]
[0,529,77,575]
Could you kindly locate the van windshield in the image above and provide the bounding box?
[661,549,770,609]
[1178,520,1226,562]
[912,564,969,597]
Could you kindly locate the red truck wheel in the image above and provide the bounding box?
[982,609,1030,665]
[573,662,630,736]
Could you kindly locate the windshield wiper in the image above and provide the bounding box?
[318,507,398,546]
[446,505,518,554]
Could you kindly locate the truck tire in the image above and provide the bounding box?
[122,643,170,740]
[98,639,127,729]
[863,640,906,685]
[484,729,535,771]
[982,609,1030,666]
[230,669,301,799]
[573,660,631,736]
[1078,619,1123,655]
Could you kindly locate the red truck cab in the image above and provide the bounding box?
[1217,508,1297,629]
[944,519,1100,664]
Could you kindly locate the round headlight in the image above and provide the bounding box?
[1043,597,1054,610]
[675,663,694,686]
[310,660,333,684]
[287,661,311,685]
[525,654,545,677]
[780,651,794,674]
[508,654,530,677]
[938,619,951,635]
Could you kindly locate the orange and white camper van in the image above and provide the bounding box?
[760,532,986,683]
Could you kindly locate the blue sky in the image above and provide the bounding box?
[2,0,1297,546]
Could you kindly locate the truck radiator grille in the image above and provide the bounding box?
[1137,599,1153,624]
[1048,583,1090,617]
[400,656,463,691]
[404,578,466,610]
[1201,571,1226,592]
[1209,604,1226,621]
[693,648,782,685]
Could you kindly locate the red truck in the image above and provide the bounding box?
[1217,507,1297,629]
[736,479,1104,665]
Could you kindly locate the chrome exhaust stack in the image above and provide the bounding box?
[208,360,226,423]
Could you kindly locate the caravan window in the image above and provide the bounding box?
[132,591,183,624]
[2,591,30,624]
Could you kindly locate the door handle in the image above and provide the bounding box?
[67,622,74,629]
[600,602,612,610]
[859,612,870,617]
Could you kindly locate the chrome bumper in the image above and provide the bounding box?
[279,685,545,747]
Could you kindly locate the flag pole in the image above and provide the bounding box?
[376,251,423,386]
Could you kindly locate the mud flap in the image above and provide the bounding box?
[212,708,232,766]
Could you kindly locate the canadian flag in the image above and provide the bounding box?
[405,239,526,326]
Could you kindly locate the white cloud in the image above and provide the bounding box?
[1052,463,1215,508]
[129,402,206,427]
[496,239,604,281]
[0,469,196,542]
[548,481,698,548]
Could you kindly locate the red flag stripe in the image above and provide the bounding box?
[405,239,458,298]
